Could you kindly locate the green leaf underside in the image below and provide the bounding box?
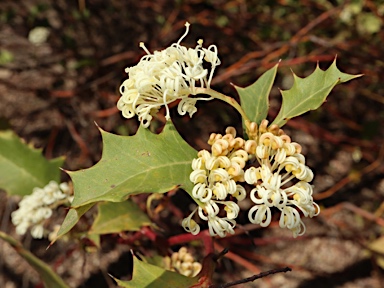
[0,130,64,196]
[89,200,152,235]
[236,62,279,125]
[113,255,198,288]
[54,203,93,241]
[0,231,69,288]
[56,121,196,240]
[272,59,362,127]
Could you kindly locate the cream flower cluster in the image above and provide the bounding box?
[183,121,319,238]
[182,127,248,237]
[11,181,72,239]
[245,120,319,237]
[167,247,202,277]
[117,22,221,127]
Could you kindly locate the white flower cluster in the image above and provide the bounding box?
[245,120,319,237]
[117,22,221,127]
[11,181,72,239]
[183,121,320,238]
[168,247,202,277]
[182,127,248,237]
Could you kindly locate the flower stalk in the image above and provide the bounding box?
[195,87,251,126]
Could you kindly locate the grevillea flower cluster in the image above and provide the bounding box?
[183,121,320,238]
[182,127,248,237]
[11,181,72,239]
[114,22,321,239]
[117,22,220,127]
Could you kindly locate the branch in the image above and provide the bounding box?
[209,266,292,288]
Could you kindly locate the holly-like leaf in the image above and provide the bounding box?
[112,254,198,288]
[235,62,279,125]
[55,121,196,241]
[272,59,362,127]
[0,231,69,288]
[89,200,152,235]
[0,130,64,196]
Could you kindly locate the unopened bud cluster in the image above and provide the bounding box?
[167,247,202,277]
[11,181,73,239]
[183,120,320,238]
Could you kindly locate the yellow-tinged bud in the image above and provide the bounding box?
[225,126,237,137]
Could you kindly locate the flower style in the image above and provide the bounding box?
[11,181,72,239]
[244,120,320,237]
[182,127,247,237]
[117,22,221,127]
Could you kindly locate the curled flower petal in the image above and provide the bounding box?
[250,187,267,205]
[192,183,212,202]
[244,166,260,185]
[291,219,306,238]
[232,185,247,201]
[211,139,229,156]
[198,200,220,220]
[182,208,200,235]
[207,217,235,237]
[190,169,207,184]
[208,168,230,183]
[248,205,271,227]
[220,201,240,219]
[212,182,228,200]
[177,98,197,117]
[279,206,301,229]
[244,140,257,154]
[225,126,236,137]
[206,156,231,170]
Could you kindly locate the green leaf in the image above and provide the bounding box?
[235,62,279,125]
[55,121,196,240]
[89,200,152,235]
[112,254,198,288]
[0,231,69,288]
[0,130,64,196]
[50,204,93,245]
[272,59,362,127]
[367,236,384,269]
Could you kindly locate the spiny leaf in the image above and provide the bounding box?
[272,59,362,127]
[0,130,64,196]
[112,254,198,288]
[235,62,279,125]
[0,231,69,288]
[55,121,196,240]
[89,200,152,235]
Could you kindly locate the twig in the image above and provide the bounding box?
[212,247,229,262]
[209,267,292,288]
[314,143,384,200]
[65,120,89,164]
[214,242,261,274]
[321,202,384,227]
